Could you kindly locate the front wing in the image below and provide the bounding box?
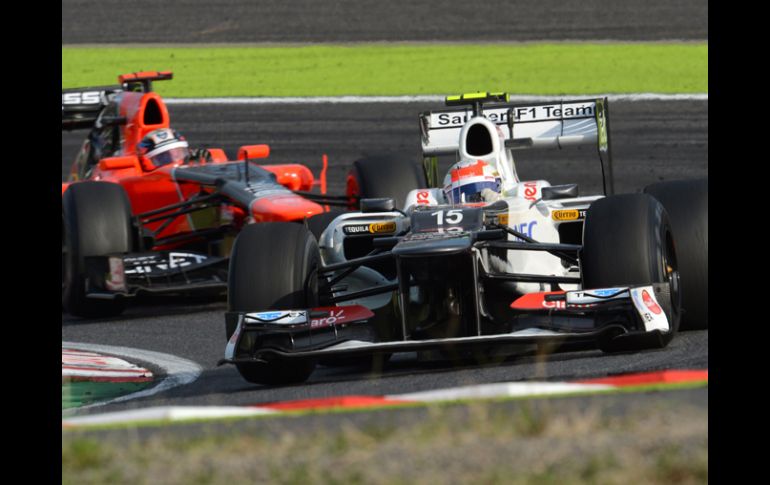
[219,284,671,365]
[84,250,228,299]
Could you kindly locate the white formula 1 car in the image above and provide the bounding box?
[220,93,708,385]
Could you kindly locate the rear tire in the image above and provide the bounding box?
[305,209,345,242]
[227,223,319,385]
[62,182,133,318]
[347,153,427,210]
[644,179,708,330]
[581,194,681,352]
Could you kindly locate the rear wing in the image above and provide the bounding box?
[61,85,122,131]
[419,95,614,194]
[61,71,173,131]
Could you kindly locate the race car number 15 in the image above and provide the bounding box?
[432,209,463,225]
[411,207,483,233]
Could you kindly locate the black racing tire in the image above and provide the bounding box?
[347,153,427,210]
[581,194,681,352]
[227,222,319,385]
[62,181,134,318]
[644,179,708,330]
[305,209,345,242]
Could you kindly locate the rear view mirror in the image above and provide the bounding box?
[98,156,139,171]
[237,144,270,160]
[360,198,395,213]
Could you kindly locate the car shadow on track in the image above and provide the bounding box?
[61,294,227,326]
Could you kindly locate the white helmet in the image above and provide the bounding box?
[442,159,501,204]
[138,128,189,169]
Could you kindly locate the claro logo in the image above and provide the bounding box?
[311,309,346,328]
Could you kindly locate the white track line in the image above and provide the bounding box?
[63,406,275,427]
[165,93,707,105]
[62,342,202,416]
[389,382,612,402]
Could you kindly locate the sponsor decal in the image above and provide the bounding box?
[254,311,287,321]
[431,103,595,128]
[247,310,308,324]
[566,287,627,305]
[416,191,431,205]
[641,289,662,315]
[369,221,397,234]
[511,221,537,240]
[511,104,595,122]
[124,252,208,274]
[343,222,396,235]
[510,291,566,310]
[589,288,624,297]
[62,91,103,105]
[105,257,126,292]
[310,305,375,328]
[629,286,669,332]
[523,182,538,202]
[551,209,586,221]
[311,309,346,328]
[542,299,566,310]
[343,224,370,235]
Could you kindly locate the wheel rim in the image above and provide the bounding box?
[663,229,681,330]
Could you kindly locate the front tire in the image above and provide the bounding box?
[62,182,133,318]
[644,179,708,330]
[581,194,681,352]
[227,223,319,385]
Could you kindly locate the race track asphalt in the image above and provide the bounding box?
[62,0,707,43]
[61,99,708,416]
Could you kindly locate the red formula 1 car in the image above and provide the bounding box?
[62,71,344,317]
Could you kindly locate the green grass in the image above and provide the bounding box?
[62,380,153,410]
[61,43,707,97]
[62,394,708,484]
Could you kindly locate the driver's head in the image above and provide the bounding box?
[138,128,189,169]
[443,159,501,204]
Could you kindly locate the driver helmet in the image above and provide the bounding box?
[137,128,189,169]
[442,159,501,204]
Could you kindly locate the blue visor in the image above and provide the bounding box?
[446,180,500,204]
[150,147,189,167]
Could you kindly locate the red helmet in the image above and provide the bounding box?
[443,159,501,204]
[138,128,189,169]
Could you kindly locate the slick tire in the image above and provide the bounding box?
[581,194,681,352]
[227,222,319,385]
[644,179,708,330]
[62,181,134,318]
[305,209,345,242]
[347,153,427,210]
